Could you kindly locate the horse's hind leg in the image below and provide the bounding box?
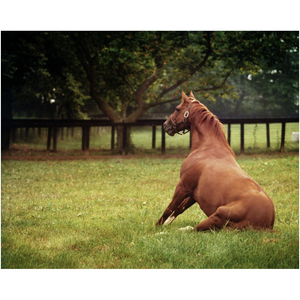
[164,196,196,225]
[194,203,246,231]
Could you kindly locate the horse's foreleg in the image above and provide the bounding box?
[164,196,196,225]
[156,183,192,226]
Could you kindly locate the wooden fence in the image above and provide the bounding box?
[2,117,299,155]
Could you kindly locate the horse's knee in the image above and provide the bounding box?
[216,203,247,222]
[195,208,229,231]
[211,209,229,227]
[206,205,242,229]
[214,206,231,220]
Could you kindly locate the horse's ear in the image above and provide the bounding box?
[182,90,189,102]
[189,91,195,98]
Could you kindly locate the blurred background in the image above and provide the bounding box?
[2,31,299,155]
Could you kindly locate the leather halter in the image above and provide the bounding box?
[171,102,194,135]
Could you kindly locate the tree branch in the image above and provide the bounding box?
[146,70,233,109]
[155,32,213,100]
[194,70,232,92]
[145,96,182,109]
[134,32,165,108]
[123,76,136,94]
[69,33,91,77]
[134,70,160,107]
[69,33,122,122]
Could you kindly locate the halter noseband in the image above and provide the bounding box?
[171,102,194,135]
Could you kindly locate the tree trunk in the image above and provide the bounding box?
[115,126,135,155]
[1,90,13,150]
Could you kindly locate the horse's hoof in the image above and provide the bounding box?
[178,226,194,231]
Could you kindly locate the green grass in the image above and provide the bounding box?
[6,122,299,155]
[1,153,298,268]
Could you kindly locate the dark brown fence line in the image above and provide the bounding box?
[2,118,299,154]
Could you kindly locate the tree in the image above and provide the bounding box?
[1,32,90,118]
[202,46,299,118]
[2,31,298,152]
[247,48,299,118]
[62,31,297,152]
[1,31,53,149]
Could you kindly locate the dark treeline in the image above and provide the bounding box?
[2,31,298,151]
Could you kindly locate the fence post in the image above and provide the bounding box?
[122,125,127,156]
[12,128,16,143]
[281,122,286,152]
[240,123,244,153]
[86,127,90,153]
[53,127,58,152]
[25,127,29,141]
[1,122,10,150]
[152,125,156,149]
[82,127,86,151]
[81,126,90,153]
[47,127,52,152]
[266,122,270,148]
[161,125,165,155]
[111,125,115,150]
[60,127,64,141]
[227,123,231,146]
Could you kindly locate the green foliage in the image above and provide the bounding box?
[2,31,298,121]
[1,32,92,119]
[198,32,299,117]
[1,154,298,268]
[201,50,299,118]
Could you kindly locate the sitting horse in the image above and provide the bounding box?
[156,91,275,231]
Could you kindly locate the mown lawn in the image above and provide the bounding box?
[1,153,299,269]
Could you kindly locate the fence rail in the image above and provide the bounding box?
[2,117,299,154]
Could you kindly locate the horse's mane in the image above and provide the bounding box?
[189,98,235,156]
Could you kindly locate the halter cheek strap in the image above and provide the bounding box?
[171,102,193,135]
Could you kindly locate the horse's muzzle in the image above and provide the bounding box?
[163,120,175,136]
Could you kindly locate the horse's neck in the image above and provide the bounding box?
[190,123,210,151]
[190,122,225,153]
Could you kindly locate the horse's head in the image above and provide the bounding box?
[163,91,195,136]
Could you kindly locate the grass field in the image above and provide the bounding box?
[6,122,299,155]
[1,153,298,269]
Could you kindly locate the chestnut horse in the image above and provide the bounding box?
[156,91,275,231]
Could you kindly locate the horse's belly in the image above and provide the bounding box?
[192,168,263,216]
